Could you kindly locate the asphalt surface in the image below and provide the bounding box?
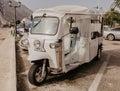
[97,40,120,91]
[17,39,120,91]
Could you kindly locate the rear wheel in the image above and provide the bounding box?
[107,34,115,41]
[28,61,48,86]
[96,48,102,60]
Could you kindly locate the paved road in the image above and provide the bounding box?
[17,39,120,91]
[97,40,120,91]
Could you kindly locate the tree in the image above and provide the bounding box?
[111,0,120,9]
[104,9,120,27]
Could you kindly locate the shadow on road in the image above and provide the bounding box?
[44,57,104,86]
[16,43,30,91]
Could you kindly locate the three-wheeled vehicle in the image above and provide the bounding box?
[27,5,104,86]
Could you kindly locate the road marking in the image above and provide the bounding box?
[88,55,111,91]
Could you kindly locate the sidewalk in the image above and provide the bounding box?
[0,34,16,91]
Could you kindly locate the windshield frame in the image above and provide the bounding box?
[30,16,59,36]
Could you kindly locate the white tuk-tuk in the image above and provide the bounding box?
[27,5,103,86]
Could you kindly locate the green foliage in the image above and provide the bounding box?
[104,9,120,27]
[114,0,120,9]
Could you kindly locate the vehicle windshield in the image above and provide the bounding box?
[31,17,59,35]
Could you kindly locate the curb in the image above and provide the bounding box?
[10,36,17,91]
[0,35,16,91]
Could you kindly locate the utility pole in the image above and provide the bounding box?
[9,0,21,37]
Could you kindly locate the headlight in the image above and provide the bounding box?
[21,39,29,47]
[50,43,60,49]
[49,43,55,48]
[34,40,41,49]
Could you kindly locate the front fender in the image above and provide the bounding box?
[31,59,49,66]
[28,50,59,69]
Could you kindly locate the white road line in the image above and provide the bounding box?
[88,55,111,91]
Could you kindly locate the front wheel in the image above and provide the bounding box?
[107,34,115,41]
[28,61,48,86]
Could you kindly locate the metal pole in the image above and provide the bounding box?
[14,6,17,37]
[101,17,104,36]
[8,0,21,37]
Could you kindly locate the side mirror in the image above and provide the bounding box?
[70,27,79,34]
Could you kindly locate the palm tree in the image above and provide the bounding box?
[111,0,120,9]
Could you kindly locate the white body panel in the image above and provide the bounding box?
[28,5,103,73]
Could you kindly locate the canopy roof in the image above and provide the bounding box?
[33,5,103,17]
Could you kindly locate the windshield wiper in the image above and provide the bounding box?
[33,13,46,28]
[33,19,41,27]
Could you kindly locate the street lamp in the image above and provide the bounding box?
[8,0,21,37]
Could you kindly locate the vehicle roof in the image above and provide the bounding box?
[33,5,104,17]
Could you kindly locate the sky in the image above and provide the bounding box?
[16,0,114,11]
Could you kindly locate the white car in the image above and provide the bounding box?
[103,27,120,40]
[17,28,25,36]
[17,22,31,36]
[19,33,29,50]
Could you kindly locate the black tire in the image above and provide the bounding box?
[96,48,102,60]
[107,34,115,41]
[28,63,48,86]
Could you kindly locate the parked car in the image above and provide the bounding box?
[19,33,29,50]
[18,22,31,50]
[17,22,32,36]
[103,27,120,41]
